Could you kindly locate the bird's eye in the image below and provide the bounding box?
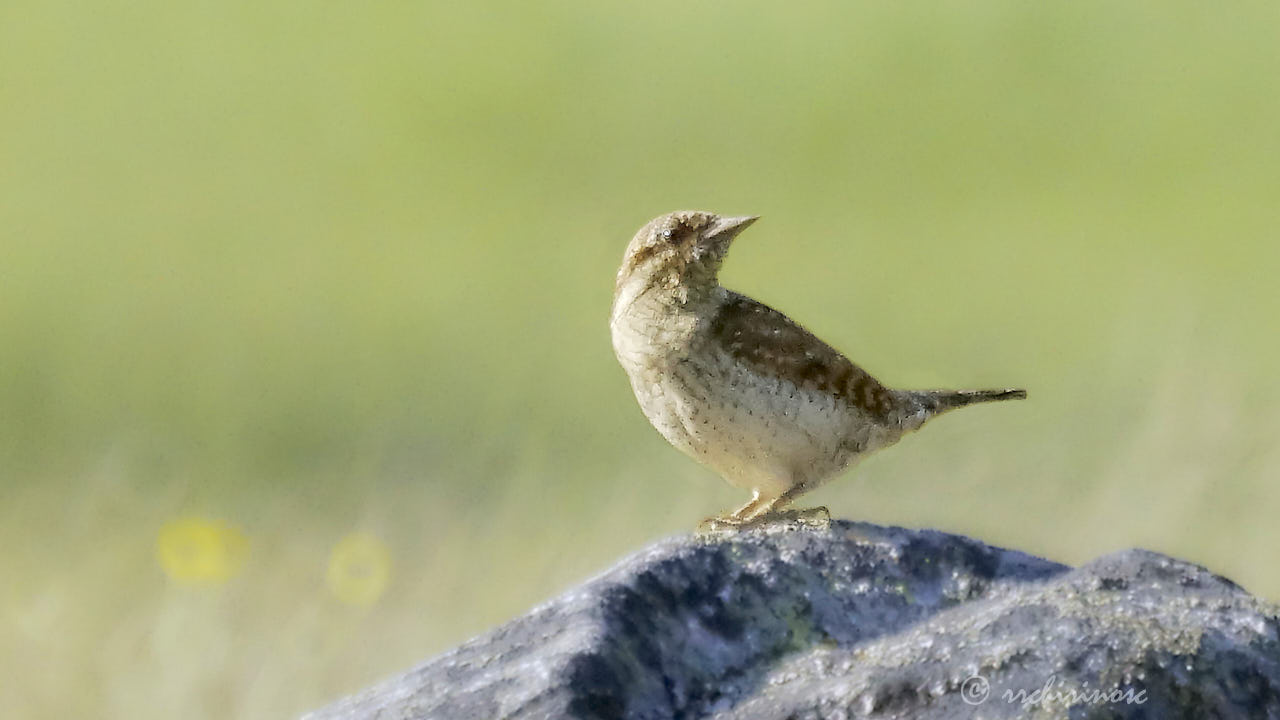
[660,229,674,241]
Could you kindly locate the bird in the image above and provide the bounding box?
[609,210,1026,529]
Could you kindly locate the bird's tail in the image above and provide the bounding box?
[918,388,1027,413]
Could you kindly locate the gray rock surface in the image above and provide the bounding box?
[305,521,1280,720]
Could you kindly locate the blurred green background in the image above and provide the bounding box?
[2,1,1278,717]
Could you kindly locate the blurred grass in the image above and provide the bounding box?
[2,0,1279,717]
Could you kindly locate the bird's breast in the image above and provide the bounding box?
[609,287,702,375]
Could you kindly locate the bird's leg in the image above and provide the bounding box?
[729,490,767,520]
[698,490,770,531]
[747,483,831,528]
[699,479,832,532]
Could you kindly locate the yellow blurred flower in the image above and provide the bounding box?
[155,517,249,585]
[326,532,392,607]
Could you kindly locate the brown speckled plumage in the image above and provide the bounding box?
[708,292,896,423]
[609,210,1025,527]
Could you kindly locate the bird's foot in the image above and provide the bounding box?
[770,505,832,529]
[697,505,831,533]
[697,514,753,533]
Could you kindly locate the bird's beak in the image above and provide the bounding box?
[706,215,759,243]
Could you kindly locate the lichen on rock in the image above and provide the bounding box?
[305,522,1280,720]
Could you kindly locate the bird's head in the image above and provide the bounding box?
[614,210,758,299]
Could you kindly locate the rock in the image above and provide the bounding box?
[304,521,1280,720]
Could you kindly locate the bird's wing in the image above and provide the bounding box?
[706,291,895,421]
